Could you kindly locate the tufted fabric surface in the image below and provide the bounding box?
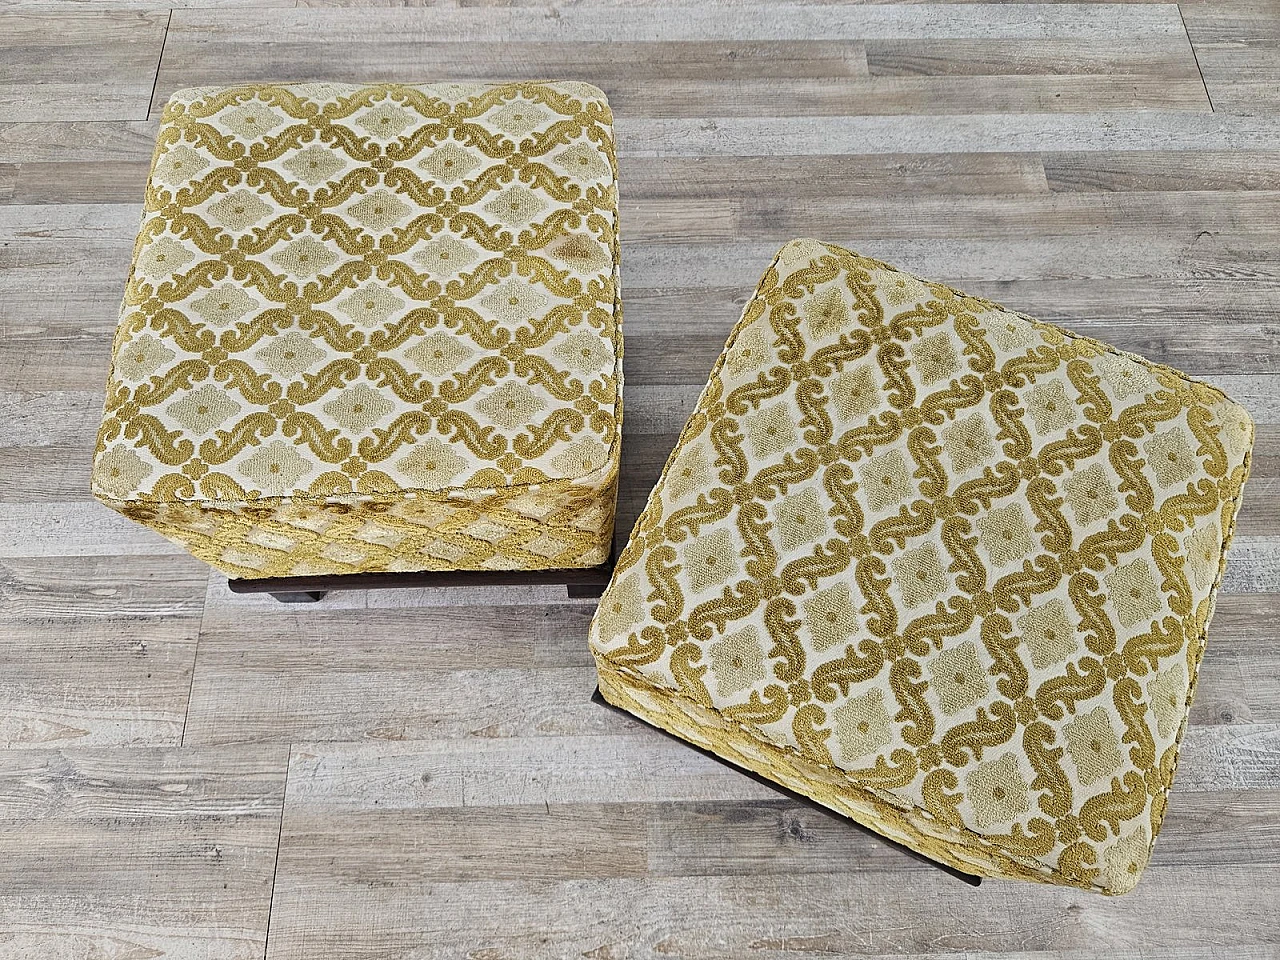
[92,81,621,577]
[589,239,1253,894]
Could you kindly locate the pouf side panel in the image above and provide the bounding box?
[96,463,617,578]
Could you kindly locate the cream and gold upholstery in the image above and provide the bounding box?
[92,82,621,578]
[589,239,1253,894]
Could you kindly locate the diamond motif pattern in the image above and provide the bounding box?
[589,239,1253,895]
[92,82,620,577]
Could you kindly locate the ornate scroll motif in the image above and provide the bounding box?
[93,82,621,577]
[590,239,1252,895]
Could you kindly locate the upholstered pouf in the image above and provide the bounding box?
[589,239,1253,894]
[92,82,620,578]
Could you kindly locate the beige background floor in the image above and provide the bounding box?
[2,1,1279,957]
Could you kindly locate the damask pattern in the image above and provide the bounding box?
[589,239,1253,894]
[92,82,621,577]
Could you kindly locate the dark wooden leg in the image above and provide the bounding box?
[229,553,615,602]
[270,590,327,603]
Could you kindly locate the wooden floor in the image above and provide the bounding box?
[2,1,1279,956]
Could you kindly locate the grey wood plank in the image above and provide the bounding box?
[1203,592,1280,649]
[863,36,1202,77]
[0,443,99,503]
[0,745,287,959]
[8,139,1280,210]
[184,663,616,745]
[621,237,1280,289]
[286,0,1214,5]
[280,804,651,881]
[0,503,185,557]
[1182,0,1280,115]
[0,118,158,164]
[149,68,1209,118]
[1219,538,1280,594]
[284,789,1280,880]
[1043,149,1280,191]
[152,37,873,86]
[623,153,1052,200]
[22,147,1280,208]
[263,867,1280,960]
[281,0,1212,5]
[0,0,289,6]
[11,160,151,204]
[0,389,103,504]
[1178,724,1280,791]
[163,4,1190,45]
[265,727,1280,956]
[616,112,1280,155]
[148,46,1208,117]
[184,597,613,744]
[0,554,207,747]
[0,10,169,121]
[0,389,102,447]
[199,594,596,669]
[3,104,1274,168]
[1188,647,1259,726]
[601,75,1211,116]
[149,7,1205,119]
[647,788,1280,875]
[644,190,1280,241]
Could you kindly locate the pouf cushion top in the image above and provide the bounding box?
[590,238,1252,894]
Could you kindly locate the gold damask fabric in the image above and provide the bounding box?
[92,82,621,577]
[589,239,1253,894]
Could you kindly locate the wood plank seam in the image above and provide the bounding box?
[263,745,294,960]
[179,570,213,747]
[147,9,173,123]
[1179,3,1217,112]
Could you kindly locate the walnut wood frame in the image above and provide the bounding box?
[229,552,615,603]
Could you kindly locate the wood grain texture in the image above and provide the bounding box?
[148,4,1208,117]
[0,10,169,122]
[0,746,287,959]
[267,731,1280,957]
[262,869,1280,960]
[2,1,1279,955]
[0,554,208,747]
[1181,1,1280,114]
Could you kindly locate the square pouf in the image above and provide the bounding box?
[92,81,621,578]
[589,238,1253,894]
